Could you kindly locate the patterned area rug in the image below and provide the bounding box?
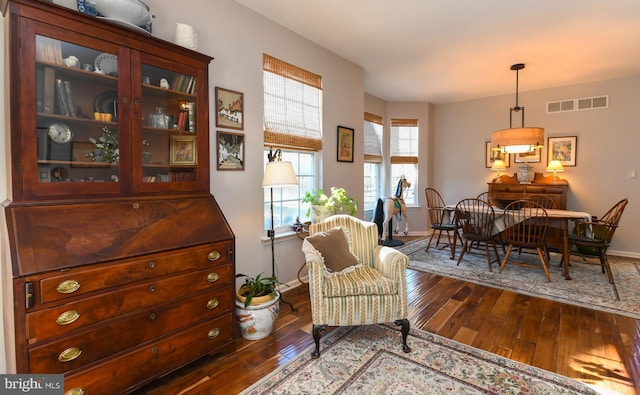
[398,238,640,319]
[240,324,598,394]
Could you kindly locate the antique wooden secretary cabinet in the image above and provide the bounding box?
[1,1,236,393]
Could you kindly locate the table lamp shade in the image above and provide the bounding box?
[262,161,298,188]
[491,159,506,171]
[546,160,564,173]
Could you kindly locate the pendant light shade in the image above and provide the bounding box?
[491,63,544,154]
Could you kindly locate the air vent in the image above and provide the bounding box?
[546,95,608,113]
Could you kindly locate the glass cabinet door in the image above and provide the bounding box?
[29,28,125,198]
[132,53,207,193]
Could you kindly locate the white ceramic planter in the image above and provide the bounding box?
[235,292,280,340]
[310,205,332,223]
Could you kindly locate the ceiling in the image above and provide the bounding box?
[234,0,640,104]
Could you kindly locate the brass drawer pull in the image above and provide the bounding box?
[65,388,84,395]
[206,299,219,309]
[207,251,221,261]
[56,310,80,326]
[208,328,220,339]
[58,347,82,362]
[207,272,220,283]
[57,279,80,294]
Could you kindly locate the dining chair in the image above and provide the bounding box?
[424,187,460,254]
[525,194,556,209]
[499,200,552,281]
[454,198,501,271]
[476,191,490,204]
[568,198,628,284]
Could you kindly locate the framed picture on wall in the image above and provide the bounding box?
[215,87,244,130]
[485,141,510,168]
[514,148,541,163]
[217,131,245,170]
[337,126,354,162]
[547,136,577,167]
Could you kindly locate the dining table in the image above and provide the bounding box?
[444,205,591,280]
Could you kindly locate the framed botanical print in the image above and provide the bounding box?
[485,141,510,168]
[547,136,577,167]
[337,126,354,162]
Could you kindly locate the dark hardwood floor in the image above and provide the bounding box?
[136,237,640,395]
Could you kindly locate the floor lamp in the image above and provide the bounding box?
[262,148,298,311]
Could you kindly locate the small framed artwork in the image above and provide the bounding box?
[514,148,541,163]
[215,87,244,130]
[485,141,510,168]
[217,131,245,171]
[170,135,197,165]
[337,126,354,162]
[547,136,577,167]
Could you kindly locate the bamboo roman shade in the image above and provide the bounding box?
[390,118,419,164]
[364,112,383,162]
[263,54,323,151]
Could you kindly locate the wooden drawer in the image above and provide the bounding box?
[33,242,230,306]
[62,313,234,394]
[26,265,232,342]
[28,287,233,374]
[523,186,564,195]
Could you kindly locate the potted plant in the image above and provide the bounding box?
[302,189,332,222]
[302,187,358,222]
[235,273,281,340]
[326,187,358,216]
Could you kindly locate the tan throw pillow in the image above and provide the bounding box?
[305,227,359,273]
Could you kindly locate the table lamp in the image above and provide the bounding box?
[491,159,507,183]
[262,148,298,310]
[546,160,564,183]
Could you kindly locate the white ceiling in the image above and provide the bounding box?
[234,0,640,104]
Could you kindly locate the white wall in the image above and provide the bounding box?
[432,76,640,256]
[144,0,365,292]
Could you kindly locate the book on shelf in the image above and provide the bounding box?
[55,78,71,116]
[177,110,187,131]
[187,102,196,132]
[42,67,56,114]
[63,80,77,117]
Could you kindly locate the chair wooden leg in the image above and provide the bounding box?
[537,247,551,282]
[425,231,437,252]
[456,241,469,266]
[499,244,514,273]
[599,250,615,284]
[484,242,493,272]
[394,319,411,353]
[311,324,327,359]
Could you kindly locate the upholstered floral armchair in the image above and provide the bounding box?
[302,214,411,358]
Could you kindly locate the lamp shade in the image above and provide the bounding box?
[491,127,544,154]
[546,160,564,173]
[262,161,298,188]
[491,159,506,171]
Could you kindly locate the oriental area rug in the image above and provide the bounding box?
[397,238,640,319]
[240,323,598,395]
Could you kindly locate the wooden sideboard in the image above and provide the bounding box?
[488,172,569,209]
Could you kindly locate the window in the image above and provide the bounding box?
[390,119,418,206]
[263,149,316,231]
[263,54,322,232]
[364,112,383,214]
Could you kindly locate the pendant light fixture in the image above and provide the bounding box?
[491,63,544,154]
